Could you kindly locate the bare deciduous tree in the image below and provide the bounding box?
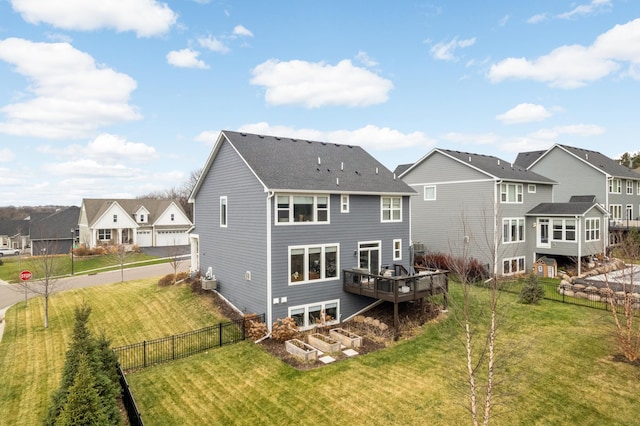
[167,243,183,284]
[603,230,640,363]
[111,244,129,283]
[16,243,64,328]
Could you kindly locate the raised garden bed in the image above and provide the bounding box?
[285,339,318,362]
[307,333,341,354]
[329,328,362,349]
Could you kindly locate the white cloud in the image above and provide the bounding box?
[430,37,476,61]
[499,15,510,27]
[0,38,141,139]
[496,103,552,124]
[166,48,209,69]
[0,149,16,162]
[527,13,548,24]
[250,59,393,108]
[557,0,612,20]
[528,124,605,140]
[44,158,139,178]
[198,36,230,53]
[85,134,158,162]
[235,122,436,152]
[489,18,640,88]
[355,51,378,67]
[10,0,177,37]
[233,25,253,37]
[194,130,221,146]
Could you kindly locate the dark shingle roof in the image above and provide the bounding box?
[558,145,640,179]
[526,202,602,216]
[437,149,555,184]
[516,144,639,179]
[569,195,597,203]
[0,219,29,236]
[393,163,412,176]
[514,150,544,168]
[30,206,80,240]
[221,131,415,194]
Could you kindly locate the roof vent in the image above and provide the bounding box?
[336,178,339,186]
[393,173,396,180]
[585,153,589,160]
[468,156,472,162]
[375,167,379,174]
[497,159,500,165]
[341,162,344,171]
[318,157,321,165]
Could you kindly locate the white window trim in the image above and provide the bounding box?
[528,184,536,193]
[288,300,340,330]
[380,196,402,223]
[502,256,525,276]
[627,180,634,195]
[609,178,621,194]
[341,194,349,213]
[585,218,600,241]
[424,185,436,201]
[551,218,577,242]
[500,183,523,204]
[276,194,330,225]
[393,239,402,261]
[637,181,640,195]
[288,243,340,285]
[502,217,525,244]
[220,196,228,228]
[609,204,622,220]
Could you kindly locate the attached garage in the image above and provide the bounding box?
[156,230,188,246]
[137,230,152,247]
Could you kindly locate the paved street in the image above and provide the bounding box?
[0,261,191,310]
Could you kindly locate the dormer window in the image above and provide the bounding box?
[139,214,145,222]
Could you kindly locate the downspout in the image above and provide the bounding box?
[266,191,275,331]
[494,181,500,276]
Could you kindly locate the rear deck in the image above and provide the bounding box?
[343,266,448,328]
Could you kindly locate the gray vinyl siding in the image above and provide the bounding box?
[270,194,412,322]
[404,151,497,268]
[194,140,269,316]
[497,182,554,274]
[609,178,640,219]
[528,147,606,203]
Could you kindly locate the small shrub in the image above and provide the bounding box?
[271,317,299,342]
[245,315,268,340]
[519,274,545,304]
[158,274,175,287]
[0,259,3,266]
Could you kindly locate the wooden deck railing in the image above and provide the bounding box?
[343,267,448,306]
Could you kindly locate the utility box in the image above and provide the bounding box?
[201,279,218,290]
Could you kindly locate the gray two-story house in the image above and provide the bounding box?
[189,131,416,329]
[398,148,607,277]
[516,144,640,227]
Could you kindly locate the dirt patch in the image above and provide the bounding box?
[256,300,442,370]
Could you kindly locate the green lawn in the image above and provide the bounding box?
[0,279,227,425]
[0,252,161,283]
[1,281,638,425]
[127,285,640,426]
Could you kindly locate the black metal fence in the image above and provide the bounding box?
[116,363,144,426]
[112,314,265,371]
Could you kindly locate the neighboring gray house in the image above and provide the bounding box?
[515,144,640,226]
[78,198,192,248]
[397,148,607,276]
[0,219,29,251]
[189,131,416,330]
[29,206,80,255]
[526,196,608,275]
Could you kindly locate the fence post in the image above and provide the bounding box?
[143,341,147,368]
[172,335,175,360]
[219,322,223,347]
[242,317,246,341]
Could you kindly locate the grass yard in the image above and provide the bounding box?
[127,284,640,426]
[0,279,227,425]
[0,252,161,283]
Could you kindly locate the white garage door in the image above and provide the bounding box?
[137,230,152,247]
[156,230,188,246]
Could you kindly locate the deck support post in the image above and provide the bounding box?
[393,302,399,329]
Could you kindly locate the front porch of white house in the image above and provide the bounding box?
[94,227,137,246]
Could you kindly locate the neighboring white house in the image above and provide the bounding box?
[78,198,192,248]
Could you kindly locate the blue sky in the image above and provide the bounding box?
[0,0,639,206]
